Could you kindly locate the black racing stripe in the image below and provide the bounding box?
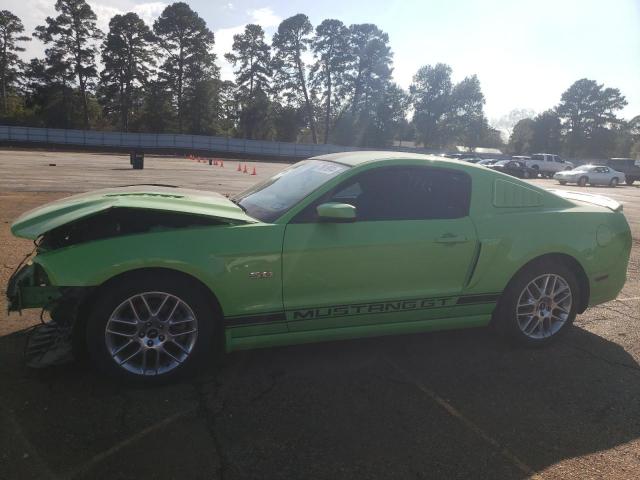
[226,293,501,327]
[225,312,286,327]
[456,293,501,305]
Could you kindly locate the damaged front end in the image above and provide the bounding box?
[7,260,90,368]
[7,261,62,313]
[8,185,258,368]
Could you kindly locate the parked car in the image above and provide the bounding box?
[444,153,483,163]
[477,159,498,166]
[486,160,537,178]
[605,158,640,185]
[554,165,626,187]
[7,152,631,383]
[524,153,574,178]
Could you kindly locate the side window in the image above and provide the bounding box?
[294,166,471,222]
[546,155,553,162]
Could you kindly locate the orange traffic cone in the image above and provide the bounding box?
[237,163,242,172]
[251,167,257,175]
[243,164,248,174]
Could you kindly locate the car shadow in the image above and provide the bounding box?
[0,325,638,478]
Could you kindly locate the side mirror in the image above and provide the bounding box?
[316,203,356,222]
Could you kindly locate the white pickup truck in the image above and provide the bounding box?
[518,153,574,178]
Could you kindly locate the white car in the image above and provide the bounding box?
[554,165,626,187]
[525,153,574,178]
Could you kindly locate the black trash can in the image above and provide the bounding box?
[130,151,144,170]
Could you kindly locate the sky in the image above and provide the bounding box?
[11,0,640,124]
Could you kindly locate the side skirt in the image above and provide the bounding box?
[225,314,491,352]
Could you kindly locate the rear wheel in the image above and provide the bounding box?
[609,177,619,188]
[494,261,578,347]
[578,176,588,187]
[626,178,635,186]
[85,272,217,384]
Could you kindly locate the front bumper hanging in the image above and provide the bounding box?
[7,263,63,313]
[7,263,89,368]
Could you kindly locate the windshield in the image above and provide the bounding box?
[233,160,349,222]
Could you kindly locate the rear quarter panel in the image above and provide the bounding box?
[465,171,631,305]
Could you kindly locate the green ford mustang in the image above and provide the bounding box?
[7,152,632,382]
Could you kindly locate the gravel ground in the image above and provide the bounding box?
[0,150,639,480]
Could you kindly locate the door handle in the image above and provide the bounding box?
[435,233,468,244]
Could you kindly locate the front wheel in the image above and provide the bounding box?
[578,176,588,187]
[609,177,619,188]
[85,272,217,384]
[493,261,579,347]
[558,180,567,185]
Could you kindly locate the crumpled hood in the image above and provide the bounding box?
[11,186,258,239]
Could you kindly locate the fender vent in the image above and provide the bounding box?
[493,179,543,208]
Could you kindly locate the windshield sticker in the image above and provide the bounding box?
[313,163,344,174]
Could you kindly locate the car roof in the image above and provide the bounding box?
[310,151,468,168]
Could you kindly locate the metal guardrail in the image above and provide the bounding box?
[0,125,438,159]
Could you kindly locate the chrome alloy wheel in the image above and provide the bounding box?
[516,274,572,339]
[105,292,198,376]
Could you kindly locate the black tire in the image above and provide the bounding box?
[609,177,619,188]
[493,260,579,347]
[558,180,567,185]
[85,271,218,384]
[625,178,635,186]
[578,176,588,187]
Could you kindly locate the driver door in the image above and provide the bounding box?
[281,165,478,332]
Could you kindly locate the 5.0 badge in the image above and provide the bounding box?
[249,271,273,279]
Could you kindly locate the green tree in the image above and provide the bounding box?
[410,63,454,147]
[508,118,535,154]
[224,24,271,96]
[450,75,486,148]
[272,103,302,141]
[154,2,217,133]
[238,89,273,139]
[138,80,174,133]
[99,13,155,131]
[34,0,102,129]
[272,14,317,143]
[186,78,221,135]
[411,65,490,149]
[25,52,79,128]
[0,10,30,115]
[556,78,627,156]
[224,24,271,138]
[531,110,562,153]
[347,24,392,118]
[310,19,352,143]
[360,82,408,147]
